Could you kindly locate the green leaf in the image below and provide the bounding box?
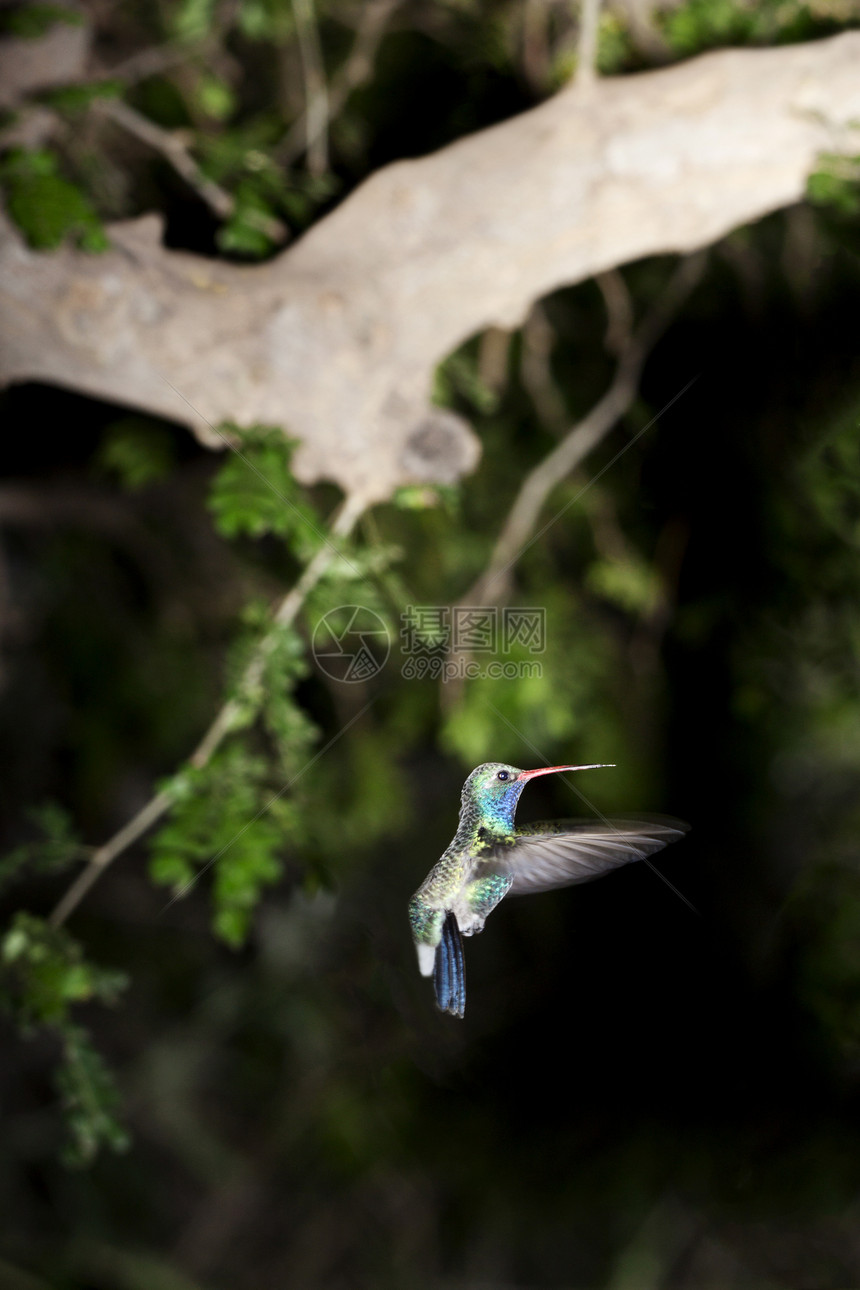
[208,425,322,556]
[0,803,86,893]
[807,155,860,217]
[235,0,295,42]
[0,913,128,1027]
[212,905,250,948]
[0,4,84,38]
[56,1023,130,1167]
[96,417,176,491]
[216,178,285,258]
[258,625,319,772]
[435,349,498,414]
[220,609,317,742]
[37,80,123,113]
[586,556,663,615]
[148,851,195,892]
[0,148,108,251]
[217,208,274,258]
[170,0,218,42]
[596,12,636,76]
[193,72,236,121]
[390,486,446,510]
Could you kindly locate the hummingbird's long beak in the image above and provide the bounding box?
[516,763,615,781]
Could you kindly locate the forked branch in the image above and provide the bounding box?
[461,252,707,611]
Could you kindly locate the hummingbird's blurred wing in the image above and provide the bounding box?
[487,817,688,895]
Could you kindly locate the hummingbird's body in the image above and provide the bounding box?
[409,762,688,1017]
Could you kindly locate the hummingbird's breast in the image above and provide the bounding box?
[415,843,470,905]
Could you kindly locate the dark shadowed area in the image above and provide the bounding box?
[2,3,860,1289]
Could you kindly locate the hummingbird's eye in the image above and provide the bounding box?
[497,770,509,781]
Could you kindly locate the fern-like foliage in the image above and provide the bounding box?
[0,913,128,1166]
[150,741,308,948]
[0,803,88,893]
[207,424,323,556]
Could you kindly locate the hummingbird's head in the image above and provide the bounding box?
[461,761,614,833]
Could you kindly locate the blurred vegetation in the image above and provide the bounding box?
[3,1,860,1288]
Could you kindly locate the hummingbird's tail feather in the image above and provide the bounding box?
[433,912,466,1018]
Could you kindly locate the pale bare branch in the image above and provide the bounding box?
[94,38,218,87]
[3,35,860,501]
[595,268,635,357]
[576,0,602,91]
[520,304,568,434]
[291,0,329,177]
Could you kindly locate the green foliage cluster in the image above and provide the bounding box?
[660,0,850,54]
[151,743,305,948]
[208,425,322,555]
[195,127,338,256]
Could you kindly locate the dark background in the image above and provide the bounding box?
[3,4,860,1288]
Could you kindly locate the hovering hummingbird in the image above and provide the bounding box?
[409,762,688,1017]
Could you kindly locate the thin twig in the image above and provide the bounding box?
[91,98,288,243]
[595,267,635,356]
[456,252,707,611]
[277,0,400,167]
[92,98,233,217]
[291,0,329,177]
[49,492,367,929]
[520,304,569,434]
[94,38,218,87]
[575,0,602,92]
[522,0,551,92]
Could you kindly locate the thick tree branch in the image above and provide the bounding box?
[2,34,860,502]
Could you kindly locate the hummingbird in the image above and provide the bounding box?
[408,762,688,1017]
